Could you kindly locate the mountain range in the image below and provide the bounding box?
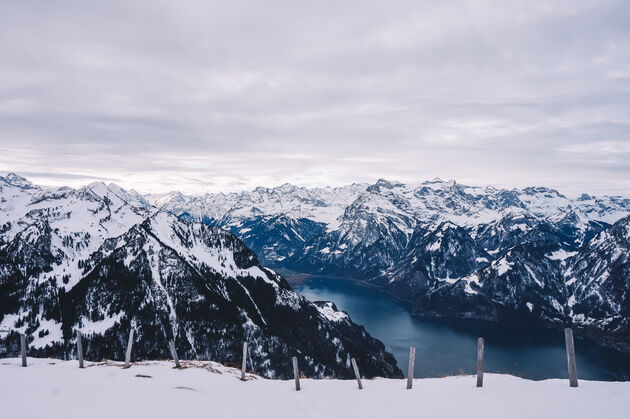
[2,172,629,364]
[0,173,400,379]
[146,177,630,352]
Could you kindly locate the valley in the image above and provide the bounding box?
[2,172,629,381]
[148,177,630,354]
[290,274,630,380]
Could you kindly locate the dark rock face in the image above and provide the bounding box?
[285,185,417,279]
[374,222,491,300]
[567,215,630,351]
[471,212,538,256]
[0,176,401,379]
[412,217,630,352]
[224,214,325,267]
[417,222,573,321]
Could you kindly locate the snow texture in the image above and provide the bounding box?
[1,358,627,419]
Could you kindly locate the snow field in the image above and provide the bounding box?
[1,358,628,419]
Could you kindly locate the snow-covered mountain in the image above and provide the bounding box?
[146,182,366,230]
[0,174,401,378]
[3,173,630,353]
[145,176,630,352]
[566,215,630,350]
[148,178,628,274]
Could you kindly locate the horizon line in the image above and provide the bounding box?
[2,171,627,200]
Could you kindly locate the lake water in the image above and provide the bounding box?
[292,275,630,381]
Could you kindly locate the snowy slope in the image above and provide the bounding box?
[0,175,149,290]
[146,182,367,230]
[0,175,401,378]
[3,173,630,357]
[1,358,628,419]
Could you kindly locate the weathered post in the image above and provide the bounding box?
[407,346,415,389]
[20,334,27,367]
[241,342,247,381]
[292,356,300,391]
[124,329,134,368]
[168,340,181,369]
[351,358,363,390]
[76,330,84,368]
[476,337,484,387]
[564,328,578,387]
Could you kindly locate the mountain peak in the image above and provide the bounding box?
[86,181,110,197]
[522,186,565,198]
[253,186,270,194]
[368,178,403,191]
[437,220,459,230]
[276,183,298,192]
[1,172,35,189]
[423,177,456,187]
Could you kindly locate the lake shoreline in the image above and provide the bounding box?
[286,271,630,381]
[279,268,630,358]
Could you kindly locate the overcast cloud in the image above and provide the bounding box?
[1,0,629,196]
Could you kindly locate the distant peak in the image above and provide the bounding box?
[437,220,458,230]
[522,186,565,199]
[1,172,35,189]
[86,181,111,197]
[253,186,270,193]
[87,181,108,189]
[424,177,456,186]
[276,183,298,191]
[366,178,402,192]
[5,172,28,181]
[252,183,301,194]
[375,178,403,188]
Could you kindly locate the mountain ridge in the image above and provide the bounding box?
[0,174,402,378]
[2,173,630,353]
[140,175,630,352]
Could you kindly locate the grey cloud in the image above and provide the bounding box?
[0,0,629,196]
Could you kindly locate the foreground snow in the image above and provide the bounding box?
[1,358,628,419]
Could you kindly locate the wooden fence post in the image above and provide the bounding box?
[292,356,300,391]
[476,337,484,387]
[168,340,181,369]
[20,334,27,367]
[564,328,578,387]
[241,342,247,381]
[351,358,363,390]
[124,329,135,368]
[407,346,415,389]
[77,330,84,368]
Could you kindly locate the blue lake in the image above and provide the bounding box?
[292,275,630,381]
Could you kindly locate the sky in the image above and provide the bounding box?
[1,0,629,196]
